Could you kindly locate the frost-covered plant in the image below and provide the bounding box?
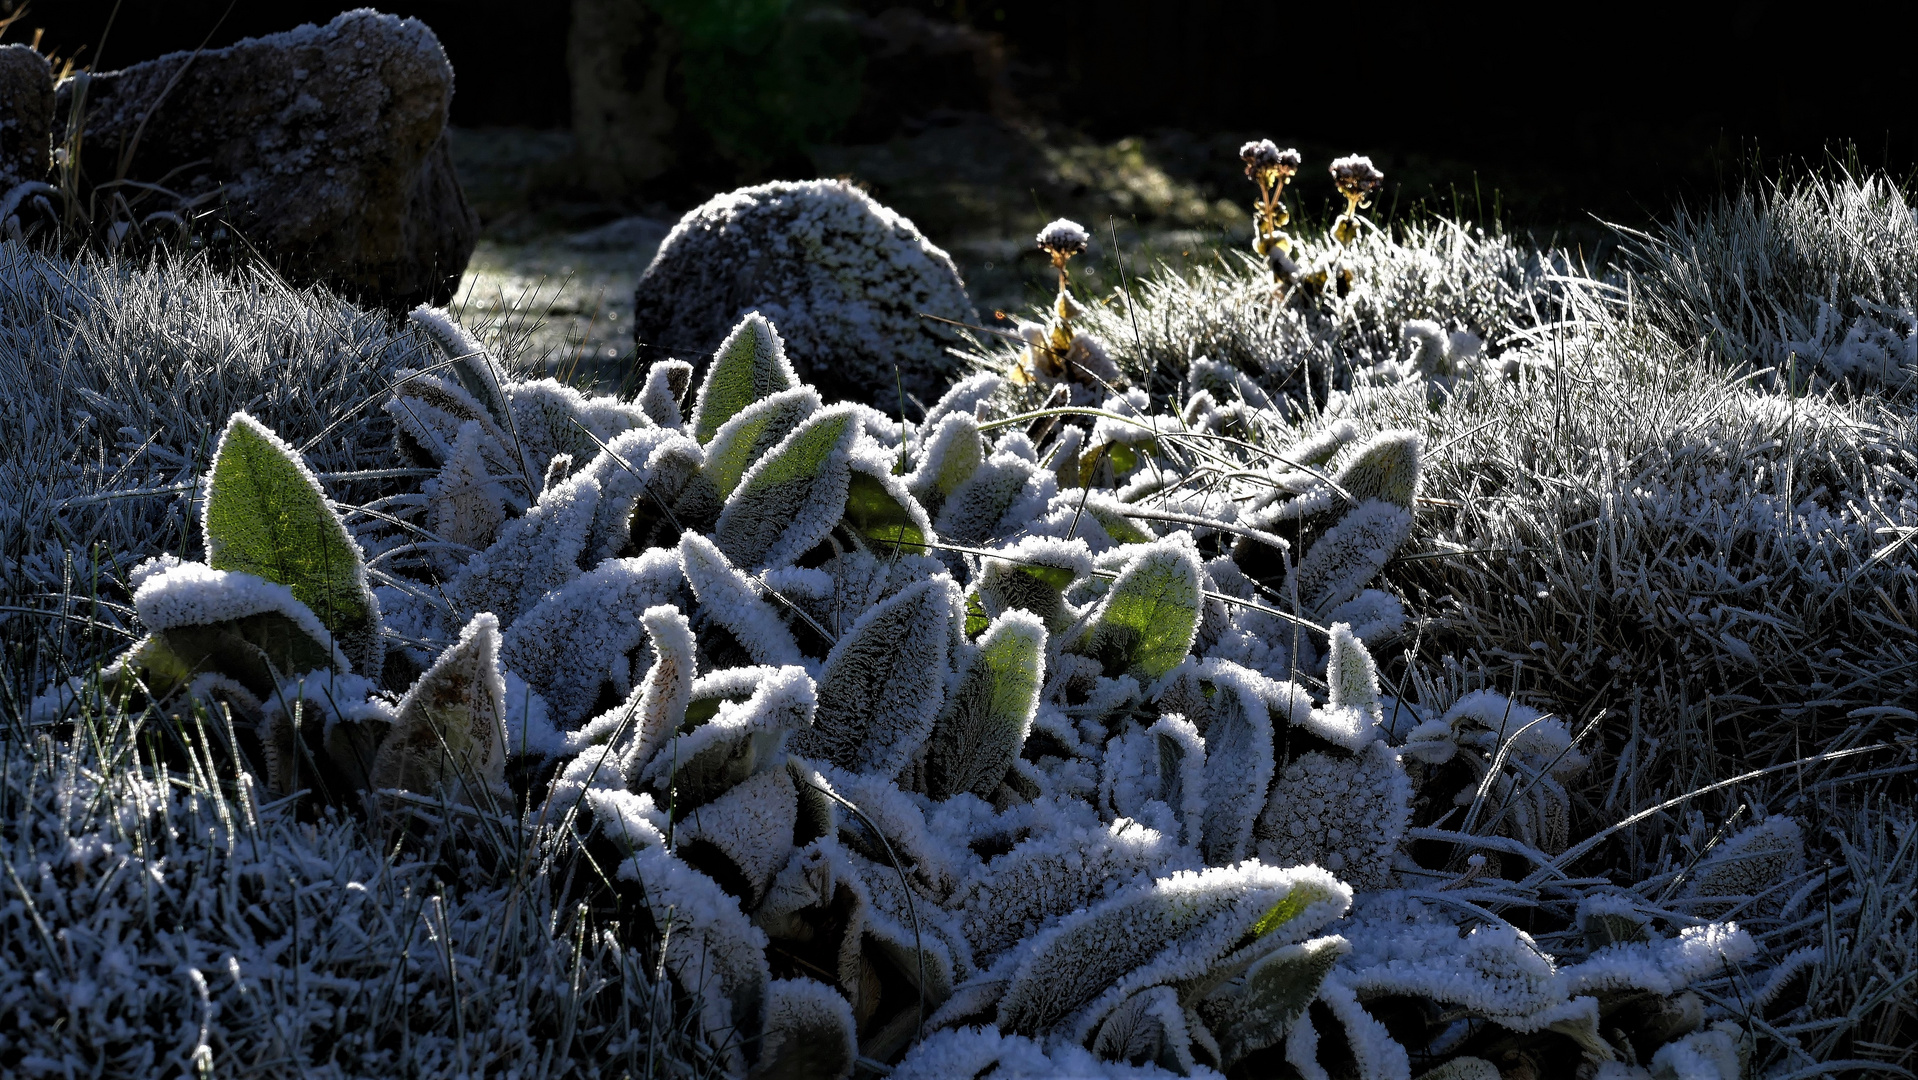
[1012,217,1121,402]
[1627,171,1918,394]
[1329,155,1386,246]
[1240,140,1303,272]
[22,307,1832,1079]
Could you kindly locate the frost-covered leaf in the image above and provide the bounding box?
[370,613,508,800]
[1578,894,1655,951]
[1102,715,1207,848]
[789,577,955,775]
[976,535,1093,634]
[933,451,1056,546]
[1289,499,1413,615]
[1254,742,1410,888]
[918,371,1003,436]
[679,532,806,668]
[1333,430,1423,508]
[1090,984,1201,1073]
[907,412,984,517]
[691,312,800,444]
[1155,659,1277,866]
[1558,922,1757,998]
[925,610,1046,801]
[753,977,858,1080]
[843,453,933,556]
[1084,494,1157,545]
[566,426,686,564]
[136,561,348,698]
[994,863,1350,1040]
[620,845,770,1075]
[204,412,383,678]
[1325,622,1384,727]
[636,664,815,811]
[506,378,649,481]
[627,432,708,550]
[679,765,800,907]
[425,419,507,574]
[951,817,1200,965]
[611,605,697,786]
[1413,1059,1500,1080]
[1679,816,1804,915]
[499,549,685,729]
[1076,536,1203,682]
[639,358,694,428]
[716,406,859,568]
[449,470,600,628]
[1195,935,1349,1070]
[409,304,511,431]
[702,386,822,500]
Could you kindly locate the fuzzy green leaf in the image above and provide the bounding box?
[689,312,799,444]
[843,463,930,555]
[789,577,953,775]
[203,413,382,677]
[1076,539,1202,682]
[925,610,1045,800]
[701,386,821,499]
[714,407,857,567]
[1198,935,1350,1070]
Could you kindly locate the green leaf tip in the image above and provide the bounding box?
[689,312,800,445]
[1077,537,1202,682]
[204,412,383,678]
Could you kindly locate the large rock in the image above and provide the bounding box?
[52,9,477,309]
[0,44,53,191]
[632,179,979,410]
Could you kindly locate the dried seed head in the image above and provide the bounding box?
[1240,140,1301,179]
[1330,155,1385,197]
[1036,218,1090,261]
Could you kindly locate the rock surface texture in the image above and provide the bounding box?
[52,9,477,309]
[632,179,979,410]
[0,44,53,191]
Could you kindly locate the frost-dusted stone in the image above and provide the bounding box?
[0,44,53,190]
[632,179,979,410]
[52,10,477,308]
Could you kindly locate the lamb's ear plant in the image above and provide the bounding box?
[25,302,1849,1080]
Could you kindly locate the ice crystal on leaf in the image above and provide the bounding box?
[369,612,508,803]
[714,405,858,568]
[1254,742,1411,887]
[689,311,800,445]
[498,549,685,729]
[448,469,600,627]
[757,977,858,1079]
[993,863,1350,1041]
[908,411,985,517]
[1077,536,1204,682]
[204,412,384,678]
[925,610,1047,800]
[789,576,957,775]
[678,531,806,669]
[1679,815,1804,915]
[1102,714,1208,847]
[424,419,507,573]
[638,357,694,428]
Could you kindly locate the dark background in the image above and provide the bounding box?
[6,0,1911,232]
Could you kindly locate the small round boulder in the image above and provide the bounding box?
[632,179,978,410]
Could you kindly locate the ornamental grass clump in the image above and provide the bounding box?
[18,296,1849,1080]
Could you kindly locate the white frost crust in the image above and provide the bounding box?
[679,531,805,666]
[992,862,1350,1042]
[1154,657,1277,866]
[134,561,350,672]
[919,372,1004,437]
[499,549,685,729]
[1254,741,1411,888]
[635,664,816,794]
[1287,498,1413,615]
[573,426,684,565]
[1326,589,1406,643]
[449,470,601,627]
[813,761,956,897]
[1558,923,1757,998]
[1101,716,1207,850]
[951,816,1198,966]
